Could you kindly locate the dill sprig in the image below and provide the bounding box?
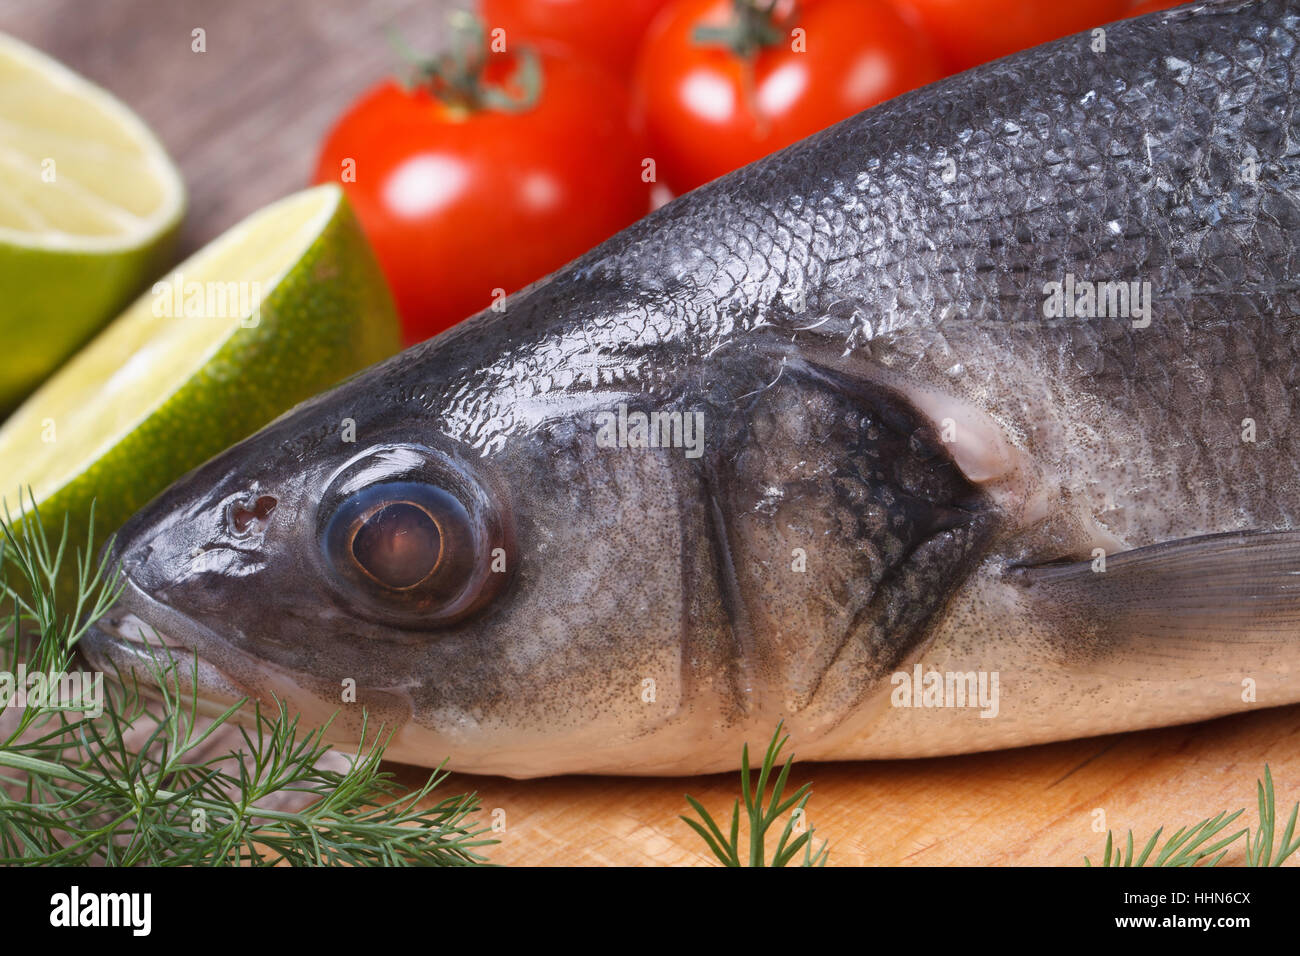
[1244,765,1300,866]
[682,721,829,867]
[0,498,494,866]
[1085,810,1246,868]
[1086,766,1300,867]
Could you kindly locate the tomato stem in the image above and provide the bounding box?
[389,11,542,115]
[691,0,798,60]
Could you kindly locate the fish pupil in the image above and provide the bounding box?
[351,502,441,589]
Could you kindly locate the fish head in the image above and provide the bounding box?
[81,301,757,777]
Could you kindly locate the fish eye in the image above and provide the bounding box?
[322,480,492,624]
[351,500,442,589]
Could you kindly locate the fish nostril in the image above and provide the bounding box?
[228,494,277,536]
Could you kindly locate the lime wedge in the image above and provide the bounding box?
[0,184,401,582]
[0,32,186,411]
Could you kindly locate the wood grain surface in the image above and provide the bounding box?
[5,0,1299,866]
[412,707,1300,866]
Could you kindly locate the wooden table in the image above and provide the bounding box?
[5,0,1298,866]
[411,707,1300,866]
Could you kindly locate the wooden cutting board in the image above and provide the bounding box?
[412,707,1300,866]
[6,0,1298,866]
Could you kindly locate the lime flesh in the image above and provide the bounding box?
[0,32,185,410]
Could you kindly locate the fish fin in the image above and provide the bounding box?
[1009,530,1300,673]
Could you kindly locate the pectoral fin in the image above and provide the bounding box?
[1009,530,1300,674]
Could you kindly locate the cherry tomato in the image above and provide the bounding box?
[481,0,672,79]
[892,0,1130,74]
[635,0,943,195]
[314,47,649,343]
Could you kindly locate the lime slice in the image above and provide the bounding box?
[0,184,401,586]
[0,32,185,411]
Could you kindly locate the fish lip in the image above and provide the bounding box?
[83,578,421,749]
[81,576,250,709]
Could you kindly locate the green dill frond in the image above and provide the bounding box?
[1086,765,1300,867]
[0,496,494,866]
[1245,764,1300,867]
[682,721,829,867]
[1085,809,1246,867]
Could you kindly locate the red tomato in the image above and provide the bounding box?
[635,0,943,195]
[1126,0,1186,15]
[314,49,649,343]
[892,0,1130,74]
[481,0,671,79]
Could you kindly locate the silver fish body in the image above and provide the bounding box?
[85,0,1300,776]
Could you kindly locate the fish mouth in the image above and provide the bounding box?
[80,576,251,717]
[81,577,409,741]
